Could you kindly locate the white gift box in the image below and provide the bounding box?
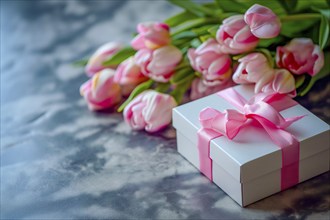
[172,85,329,207]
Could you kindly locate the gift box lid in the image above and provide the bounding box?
[173,85,329,183]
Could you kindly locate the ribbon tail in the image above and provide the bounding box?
[275,129,300,190]
[254,116,300,190]
[197,128,222,181]
[280,115,305,129]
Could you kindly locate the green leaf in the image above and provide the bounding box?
[296,75,311,96]
[277,0,297,14]
[199,35,212,42]
[179,41,195,50]
[190,38,202,48]
[299,52,330,96]
[102,47,136,66]
[214,0,222,9]
[172,31,197,41]
[214,0,247,13]
[203,2,218,9]
[297,0,329,13]
[164,10,198,27]
[172,39,191,48]
[295,75,305,88]
[170,67,194,84]
[236,0,286,15]
[319,14,330,49]
[175,61,191,71]
[281,19,318,37]
[155,83,171,93]
[171,74,195,104]
[208,25,219,37]
[286,0,298,10]
[310,23,320,44]
[192,24,218,35]
[180,46,189,55]
[171,17,221,36]
[232,54,245,61]
[72,59,88,67]
[258,36,284,48]
[168,0,215,17]
[117,79,153,112]
[312,7,330,20]
[299,75,323,96]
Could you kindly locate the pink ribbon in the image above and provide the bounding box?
[197,87,304,190]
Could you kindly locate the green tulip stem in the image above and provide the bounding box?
[280,13,321,22]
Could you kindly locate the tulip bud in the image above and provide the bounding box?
[233,53,274,93]
[131,22,171,50]
[80,69,121,111]
[276,38,324,76]
[134,45,182,83]
[85,42,122,77]
[216,15,259,54]
[188,39,232,86]
[114,57,148,96]
[244,4,281,39]
[123,90,177,132]
[261,69,296,96]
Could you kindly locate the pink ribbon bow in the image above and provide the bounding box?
[197,87,304,190]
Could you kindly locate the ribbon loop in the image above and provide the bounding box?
[200,107,247,140]
[199,107,220,129]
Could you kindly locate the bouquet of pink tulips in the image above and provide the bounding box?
[77,0,329,133]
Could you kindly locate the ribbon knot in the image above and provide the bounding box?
[197,87,304,190]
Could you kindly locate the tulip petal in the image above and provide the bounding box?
[272,69,295,94]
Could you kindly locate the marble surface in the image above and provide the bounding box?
[1,1,329,219]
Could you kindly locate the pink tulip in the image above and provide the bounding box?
[85,42,122,77]
[244,4,281,39]
[216,15,259,54]
[123,90,177,132]
[131,22,171,50]
[262,69,296,96]
[190,77,234,100]
[134,45,182,82]
[114,57,148,96]
[188,39,232,86]
[80,69,121,111]
[233,53,274,93]
[276,38,324,76]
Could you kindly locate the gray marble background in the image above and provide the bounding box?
[1,0,329,219]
